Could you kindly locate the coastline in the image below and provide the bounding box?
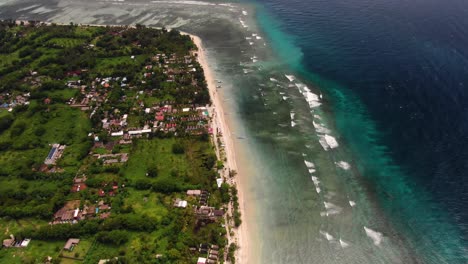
[186,33,250,263]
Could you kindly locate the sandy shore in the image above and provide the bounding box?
[186,33,250,263]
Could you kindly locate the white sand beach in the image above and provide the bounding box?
[187,33,251,263]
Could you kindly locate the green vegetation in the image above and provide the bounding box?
[0,20,228,263]
[231,185,242,227]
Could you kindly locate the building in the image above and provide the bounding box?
[187,190,202,196]
[100,212,111,219]
[53,200,82,224]
[53,208,75,223]
[63,238,80,251]
[174,198,188,208]
[195,206,222,222]
[44,144,66,165]
[2,235,15,248]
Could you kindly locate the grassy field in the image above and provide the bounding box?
[61,239,92,260]
[0,239,63,264]
[46,38,87,48]
[123,189,168,221]
[122,138,189,183]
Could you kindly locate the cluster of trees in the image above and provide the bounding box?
[231,186,242,227]
[0,114,13,133]
[17,213,157,241]
[0,180,68,219]
[134,177,186,193]
[97,230,129,245]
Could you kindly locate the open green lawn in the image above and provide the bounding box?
[123,189,168,221]
[0,239,63,264]
[94,55,146,74]
[46,38,86,48]
[61,239,92,260]
[47,88,79,101]
[122,138,189,183]
[0,218,49,238]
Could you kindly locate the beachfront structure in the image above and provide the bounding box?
[195,206,224,222]
[44,144,66,165]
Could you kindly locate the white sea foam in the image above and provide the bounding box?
[295,83,321,108]
[313,121,331,134]
[290,112,296,120]
[270,77,278,82]
[318,136,330,151]
[322,202,342,216]
[311,176,320,193]
[249,42,254,45]
[242,10,247,15]
[30,6,55,14]
[339,238,350,248]
[325,192,336,199]
[282,96,288,101]
[314,114,322,119]
[349,200,356,207]
[285,75,295,82]
[291,121,296,127]
[16,4,40,12]
[311,176,320,185]
[324,134,339,149]
[320,231,334,241]
[308,168,316,174]
[364,227,383,246]
[256,36,262,40]
[336,161,351,170]
[151,0,215,6]
[304,160,315,168]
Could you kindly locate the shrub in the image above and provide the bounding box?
[171,142,185,154]
[0,115,14,133]
[147,165,159,178]
[97,230,129,245]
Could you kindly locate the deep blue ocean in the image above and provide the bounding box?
[251,0,468,261]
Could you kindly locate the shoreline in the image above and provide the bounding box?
[186,33,250,263]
